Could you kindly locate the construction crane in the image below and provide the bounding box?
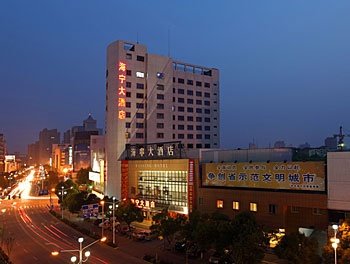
[333,126,350,150]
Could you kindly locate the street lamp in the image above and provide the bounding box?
[58,186,72,219]
[100,201,105,238]
[51,236,106,264]
[102,197,119,245]
[331,224,340,264]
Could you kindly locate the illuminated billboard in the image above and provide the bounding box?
[203,161,325,191]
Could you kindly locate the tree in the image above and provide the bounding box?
[231,212,265,264]
[54,179,77,204]
[76,167,92,185]
[47,170,59,189]
[275,232,320,264]
[116,199,144,228]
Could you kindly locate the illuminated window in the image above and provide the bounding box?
[291,206,299,213]
[250,203,258,212]
[136,71,145,78]
[156,72,164,79]
[216,200,224,208]
[232,201,239,210]
[269,204,277,214]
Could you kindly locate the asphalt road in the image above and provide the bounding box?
[0,198,147,264]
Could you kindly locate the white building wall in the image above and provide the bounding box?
[327,152,350,210]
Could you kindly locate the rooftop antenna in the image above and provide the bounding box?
[333,126,350,150]
[136,32,139,44]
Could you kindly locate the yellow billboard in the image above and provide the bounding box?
[203,161,325,191]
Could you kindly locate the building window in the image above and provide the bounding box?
[157,94,164,100]
[136,103,144,109]
[196,91,202,96]
[126,102,131,108]
[136,71,145,78]
[196,126,202,131]
[136,113,144,118]
[126,92,131,97]
[125,123,131,128]
[216,200,224,208]
[126,70,132,76]
[204,109,210,114]
[196,134,202,139]
[178,116,184,121]
[178,88,185,94]
[205,134,210,139]
[196,117,202,122]
[136,55,145,62]
[199,197,203,205]
[205,117,210,122]
[196,108,202,113]
[157,84,164,90]
[291,206,299,213]
[232,201,239,210]
[196,143,202,148]
[204,144,210,148]
[124,43,135,51]
[136,133,143,138]
[126,112,131,118]
[196,100,202,105]
[178,125,184,130]
[157,123,164,129]
[136,83,144,89]
[126,82,132,88]
[250,203,258,212]
[187,116,193,121]
[187,80,193,85]
[178,98,185,103]
[187,134,193,139]
[187,144,193,148]
[136,123,144,129]
[157,133,164,139]
[187,98,193,104]
[157,113,164,119]
[156,72,164,79]
[178,134,184,139]
[157,103,164,109]
[187,107,193,113]
[178,78,185,84]
[204,82,210,88]
[269,204,277,214]
[187,125,193,130]
[187,90,193,96]
[196,81,202,87]
[205,126,210,131]
[204,101,210,106]
[136,93,144,99]
[204,92,210,98]
[126,53,132,60]
[178,106,184,112]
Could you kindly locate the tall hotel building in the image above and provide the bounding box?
[105,40,220,198]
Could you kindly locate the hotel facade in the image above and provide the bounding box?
[105,40,220,198]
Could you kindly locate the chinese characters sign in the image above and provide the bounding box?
[118,61,126,120]
[125,141,183,160]
[203,161,325,191]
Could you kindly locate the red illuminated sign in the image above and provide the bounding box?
[118,61,127,120]
[188,159,194,213]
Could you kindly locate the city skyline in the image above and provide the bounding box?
[1,1,350,153]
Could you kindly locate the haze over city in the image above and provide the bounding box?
[1,1,350,152]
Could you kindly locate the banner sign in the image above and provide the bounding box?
[125,141,183,160]
[203,161,325,191]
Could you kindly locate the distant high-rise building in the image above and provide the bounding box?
[274,140,286,148]
[0,134,6,173]
[325,137,337,150]
[28,141,39,166]
[105,40,220,198]
[38,128,60,165]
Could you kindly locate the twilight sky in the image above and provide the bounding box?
[1,1,350,153]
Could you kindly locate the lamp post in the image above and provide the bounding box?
[51,236,106,264]
[49,188,55,211]
[331,224,340,264]
[100,201,105,238]
[58,186,72,220]
[103,197,118,245]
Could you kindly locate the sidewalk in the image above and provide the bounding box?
[54,208,285,264]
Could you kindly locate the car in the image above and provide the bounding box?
[132,230,146,241]
[143,230,159,241]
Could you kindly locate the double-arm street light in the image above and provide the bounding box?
[331,224,340,264]
[58,186,72,219]
[100,197,118,245]
[52,236,106,264]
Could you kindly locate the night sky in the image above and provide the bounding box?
[1,1,350,153]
